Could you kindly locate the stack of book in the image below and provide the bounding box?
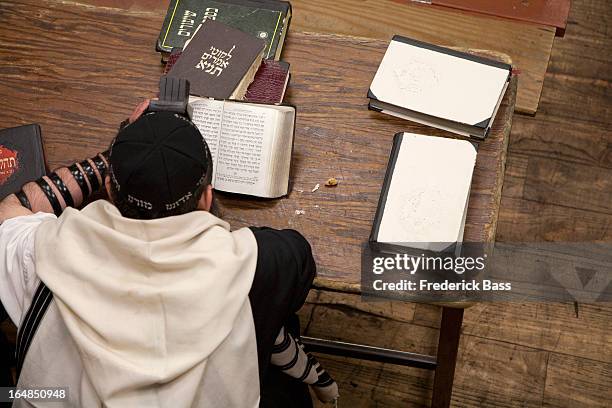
[163,19,290,104]
[154,2,513,247]
[157,0,295,198]
[157,0,292,62]
[158,0,292,104]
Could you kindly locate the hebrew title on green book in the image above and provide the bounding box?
[157,0,291,60]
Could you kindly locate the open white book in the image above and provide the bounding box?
[188,97,295,197]
[370,132,477,254]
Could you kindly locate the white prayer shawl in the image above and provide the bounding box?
[32,200,260,407]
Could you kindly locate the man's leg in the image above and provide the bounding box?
[248,227,317,406]
[260,315,313,408]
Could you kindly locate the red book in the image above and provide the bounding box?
[164,51,290,104]
[162,48,183,75]
[244,60,290,104]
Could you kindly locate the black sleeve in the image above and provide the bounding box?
[248,227,316,381]
[0,303,7,323]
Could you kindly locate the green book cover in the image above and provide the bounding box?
[157,0,291,60]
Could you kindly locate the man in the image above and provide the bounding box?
[0,102,316,407]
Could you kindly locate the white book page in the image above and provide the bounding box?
[377,133,477,250]
[370,40,509,126]
[188,98,224,182]
[213,103,276,196]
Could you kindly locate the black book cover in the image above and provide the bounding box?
[0,124,46,200]
[167,19,265,99]
[369,132,404,246]
[157,0,291,60]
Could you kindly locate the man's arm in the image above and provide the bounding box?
[0,100,150,327]
[0,195,33,221]
[0,153,109,223]
[0,99,150,223]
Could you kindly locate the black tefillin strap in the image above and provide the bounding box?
[48,172,74,208]
[79,159,100,192]
[119,118,130,131]
[15,281,53,382]
[68,164,90,198]
[35,178,62,216]
[15,189,32,210]
[92,154,108,180]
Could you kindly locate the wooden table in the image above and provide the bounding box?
[219,32,517,293]
[288,0,551,115]
[0,2,517,406]
[219,33,517,408]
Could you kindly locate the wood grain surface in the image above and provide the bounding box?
[423,0,571,35]
[287,0,553,115]
[302,292,612,407]
[498,0,612,242]
[71,0,553,114]
[1,1,610,407]
[217,34,517,292]
[0,0,517,293]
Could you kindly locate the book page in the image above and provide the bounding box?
[268,106,295,198]
[377,133,477,251]
[189,98,224,180]
[214,103,276,196]
[370,39,509,126]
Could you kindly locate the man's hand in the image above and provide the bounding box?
[128,99,150,124]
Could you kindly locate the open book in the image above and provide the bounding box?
[188,97,295,198]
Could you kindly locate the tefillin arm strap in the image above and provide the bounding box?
[35,178,63,216]
[12,152,109,214]
[48,172,74,208]
[15,190,32,210]
[79,159,100,191]
[68,163,90,197]
[92,154,108,180]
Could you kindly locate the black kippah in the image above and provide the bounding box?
[109,111,211,215]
